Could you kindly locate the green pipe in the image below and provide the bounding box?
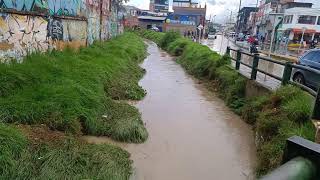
[260,157,317,180]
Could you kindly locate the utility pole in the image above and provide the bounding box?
[252,0,259,35]
[228,11,232,47]
[99,0,103,41]
[236,0,242,33]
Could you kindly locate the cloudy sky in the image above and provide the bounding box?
[125,0,320,23]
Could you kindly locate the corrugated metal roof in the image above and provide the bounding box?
[138,16,167,21]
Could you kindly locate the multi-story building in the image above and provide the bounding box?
[255,0,281,38]
[138,11,167,31]
[164,0,206,35]
[122,5,141,28]
[247,11,258,34]
[150,0,169,13]
[253,0,313,41]
[279,7,320,44]
[237,7,258,34]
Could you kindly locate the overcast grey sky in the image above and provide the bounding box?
[125,0,320,23]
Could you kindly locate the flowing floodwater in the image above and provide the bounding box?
[86,41,256,180]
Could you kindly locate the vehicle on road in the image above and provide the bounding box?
[150,26,159,32]
[229,32,236,38]
[208,32,216,39]
[250,44,258,54]
[292,49,320,90]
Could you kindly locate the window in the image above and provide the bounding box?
[298,15,317,25]
[302,51,317,61]
[310,51,320,63]
[318,17,320,25]
[284,15,293,24]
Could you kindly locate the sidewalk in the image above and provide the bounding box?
[234,40,298,63]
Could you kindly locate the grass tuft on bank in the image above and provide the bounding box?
[0,32,148,143]
[0,123,132,180]
[138,29,316,176]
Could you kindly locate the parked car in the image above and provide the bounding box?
[292,49,320,90]
[150,26,159,32]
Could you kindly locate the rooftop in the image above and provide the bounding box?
[284,7,320,15]
[138,16,167,21]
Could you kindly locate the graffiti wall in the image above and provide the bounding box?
[48,0,85,16]
[0,13,48,60]
[0,0,122,60]
[86,0,100,44]
[101,2,120,40]
[0,0,49,13]
[61,19,87,49]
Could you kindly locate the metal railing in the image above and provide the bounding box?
[226,46,320,121]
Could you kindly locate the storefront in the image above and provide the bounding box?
[281,28,319,44]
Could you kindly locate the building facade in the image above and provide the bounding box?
[122,5,141,28]
[253,0,315,40]
[280,7,320,44]
[164,0,206,35]
[137,11,167,31]
[237,7,258,34]
[150,0,169,13]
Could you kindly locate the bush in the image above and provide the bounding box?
[0,124,133,179]
[256,110,283,141]
[0,123,27,176]
[242,96,269,124]
[0,32,148,143]
[167,38,191,56]
[254,86,315,176]
[159,31,181,49]
[138,30,165,44]
[282,93,312,123]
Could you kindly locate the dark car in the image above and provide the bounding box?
[292,49,320,90]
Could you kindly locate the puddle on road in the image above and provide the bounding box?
[84,41,257,180]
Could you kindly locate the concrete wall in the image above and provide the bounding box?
[245,79,271,98]
[0,0,123,61]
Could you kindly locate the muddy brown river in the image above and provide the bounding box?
[85,41,257,180]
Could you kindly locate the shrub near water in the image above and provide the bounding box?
[0,123,132,179]
[0,32,148,143]
[139,30,316,176]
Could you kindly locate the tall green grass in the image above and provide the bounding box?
[0,32,148,143]
[0,123,133,179]
[139,29,316,176]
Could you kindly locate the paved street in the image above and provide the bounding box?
[202,35,284,90]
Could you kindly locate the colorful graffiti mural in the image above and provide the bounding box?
[0,13,48,60]
[48,0,85,16]
[0,0,122,60]
[0,0,48,12]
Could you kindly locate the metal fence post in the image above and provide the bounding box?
[251,53,259,80]
[282,62,293,85]
[313,89,320,120]
[226,46,230,56]
[236,50,241,70]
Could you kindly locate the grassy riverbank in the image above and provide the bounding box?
[138,30,316,176]
[0,32,148,179]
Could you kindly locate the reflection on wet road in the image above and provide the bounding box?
[203,35,284,90]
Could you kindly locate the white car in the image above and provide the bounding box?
[208,33,216,39]
[150,27,159,32]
